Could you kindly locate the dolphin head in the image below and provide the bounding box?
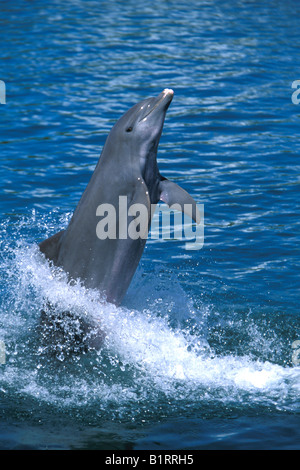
[105,89,174,181]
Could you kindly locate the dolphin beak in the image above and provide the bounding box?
[139,89,174,122]
[162,88,174,98]
[160,88,174,106]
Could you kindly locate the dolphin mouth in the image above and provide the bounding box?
[139,88,174,122]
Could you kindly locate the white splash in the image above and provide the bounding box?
[0,239,299,413]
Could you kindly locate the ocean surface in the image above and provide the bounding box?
[0,0,299,450]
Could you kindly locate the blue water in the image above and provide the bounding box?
[0,0,299,450]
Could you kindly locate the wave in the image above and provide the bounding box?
[0,211,299,421]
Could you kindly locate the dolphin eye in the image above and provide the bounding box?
[126,126,133,132]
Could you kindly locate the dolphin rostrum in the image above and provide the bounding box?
[39,89,200,305]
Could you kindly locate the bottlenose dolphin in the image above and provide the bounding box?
[39,89,199,305]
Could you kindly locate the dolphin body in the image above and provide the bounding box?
[39,89,199,306]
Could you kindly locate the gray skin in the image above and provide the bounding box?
[39,89,200,305]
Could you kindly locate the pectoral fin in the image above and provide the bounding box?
[159,179,200,224]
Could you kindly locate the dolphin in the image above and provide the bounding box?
[39,89,200,305]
